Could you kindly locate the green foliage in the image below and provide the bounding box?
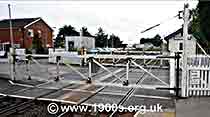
[68,48,78,52]
[140,34,162,47]
[81,27,93,37]
[95,28,124,48]
[55,25,124,48]
[108,34,123,48]
[191,1,210,47]
[57,25,80,37]
[95,27,108,47]
[55,25,80,47]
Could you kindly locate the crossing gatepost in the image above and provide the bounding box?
[181,3,190,97]
[157,52,181,98]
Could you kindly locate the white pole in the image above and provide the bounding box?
[88,59,92,78]
[8,4,14,48]
[80,29,83,48]
[126,60,129,82]
[181,3,190,97]
[8,4,15,81]
[87,58,92,83]
[143,44,145,65]
[169,53,175,94]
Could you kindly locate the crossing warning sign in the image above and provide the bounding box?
[190,70,200,85]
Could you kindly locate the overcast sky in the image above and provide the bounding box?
[0,1,198,45]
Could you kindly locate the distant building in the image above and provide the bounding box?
[144,43,154,50]
[164,28,197,55]
[0,17,53,49]
[65,36,95,51]
[134,43,154,50]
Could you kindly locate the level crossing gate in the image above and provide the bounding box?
[186,55,210,96]
[2,49,183,101]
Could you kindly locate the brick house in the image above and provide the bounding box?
[0,17,53,50]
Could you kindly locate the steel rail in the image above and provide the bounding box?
[108,58,168,116]
[58,69,129,117]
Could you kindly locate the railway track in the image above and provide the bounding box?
[0,98,35,116]
[0,96,54,117]
[0,79,76,116]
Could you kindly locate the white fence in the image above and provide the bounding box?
[187,55,210,96]
[48,48,82,65]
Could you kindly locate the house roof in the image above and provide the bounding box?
[164,28,183,41]
[0,17,53,31]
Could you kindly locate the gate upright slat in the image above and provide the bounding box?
[208,70,210,95]
[203,70,206,95]
[200,68,204,96]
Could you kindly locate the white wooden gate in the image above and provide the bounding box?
[187,55,210,96]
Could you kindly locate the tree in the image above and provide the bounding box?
[140,34,162,47]
[95,27,108,47]
[153,34,162,46]
[191,1,210,48]
[108,34,123,48]
[81,26,93,37]
[55,25,79,47]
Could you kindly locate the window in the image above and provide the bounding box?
[27,29,34,37]
[179,42,183,50]
[0,43,3,51]
[68,41,74,51]
[37,30,42,38]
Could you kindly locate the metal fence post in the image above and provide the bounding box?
[55,56,61,81]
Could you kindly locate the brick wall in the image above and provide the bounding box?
[0,28,23,46]
[27,19,53,48]
[0,19,53,49]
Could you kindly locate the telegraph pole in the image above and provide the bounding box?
[181,3,190,97]
[8,4,14,48]
[8,4,15,81]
